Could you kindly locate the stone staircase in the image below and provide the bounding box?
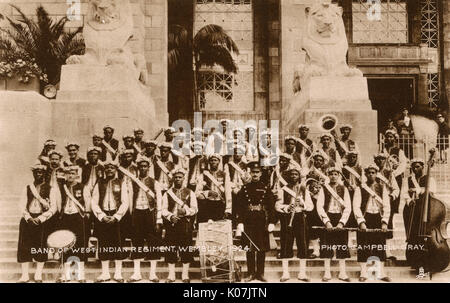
[1,193,449,283]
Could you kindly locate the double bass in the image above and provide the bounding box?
[405,149,450,276]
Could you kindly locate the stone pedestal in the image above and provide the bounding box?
[284,76,378,165]
[51,65,164,148]
[0,91,51,195]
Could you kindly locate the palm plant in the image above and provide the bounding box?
[168,24,239,111]
[0,5,85,86]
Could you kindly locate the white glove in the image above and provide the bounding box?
[268,223,275,233]
[236,223,244,236]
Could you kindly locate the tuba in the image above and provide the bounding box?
[317,114,338,132]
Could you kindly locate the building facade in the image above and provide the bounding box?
[1,0,449,131]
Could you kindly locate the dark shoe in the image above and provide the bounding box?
[309,253,319,259]
[127,278,141,283]
[95,278,110,283]
[56,278,68,283]
[150,278,160,283]
[245,275,256,282]
[298,277,310,282]
[359,277,367,282]
[322,277,331,282]
[165,278,175,283]
[113,278,125,283]
[34,280,43,283]
[256,275,267,282]
[77,280,86,283]
[380,276,391,282]
[182,279,190,283]
[17,280,29,283]
[339,277,351,282]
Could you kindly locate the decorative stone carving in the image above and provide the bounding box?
[66,0,148,84]
[293,2,362,93]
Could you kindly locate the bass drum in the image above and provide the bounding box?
[47,229,76,259]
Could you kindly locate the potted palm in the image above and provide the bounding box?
[168,24,239,111]
[0,5,85,95]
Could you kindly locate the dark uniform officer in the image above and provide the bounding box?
[236,161,277,282]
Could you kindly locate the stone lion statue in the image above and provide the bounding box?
[67,0,148,84]
[293,2,362,93]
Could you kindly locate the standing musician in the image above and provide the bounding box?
[191,127,205,143]
[342,151,363,228]
[373,153,400,259]
[276,164,314,282]
[121,135,138,162]
[164,127,177,143]
[142,139,159,163]
[187,141,207,191]
[154,142,177,191]
[284,136,304,167]
[224,142,251,226]
[101,125,119,161]
[133,128,145,154]
[45,150,65,189]
[381,129,407,176]
[305,172,324,259]
[402,158,437,272]
[236,161,277,282]
[171,132,189,171]
[353,164,391,282]
[317,166,352,282]
[91,157,130,283]
[308,152,330,183]
[128,156,163,283]
[82,146,104,240]
[17,164,58,283]
[269,153,292,195]
[244,124,259,163]
[317,133,342,169]
[44,150,65,238]
[38,139,56,165]
[92,134,104,158]
[195,153,231,223]
[56,166,89,283]
[63,142,86,168]
[296,124,315,158]
[162,168,198,283]
[259,129,280,185]
[332,124,359,160]
[118,149,138,240]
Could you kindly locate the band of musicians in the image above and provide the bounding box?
[17,117,440,283]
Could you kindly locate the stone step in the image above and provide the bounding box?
[0,256,417,283]
[0,216,21,223]
[0,266,421,283]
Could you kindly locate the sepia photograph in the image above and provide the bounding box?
[0,0,450,291]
